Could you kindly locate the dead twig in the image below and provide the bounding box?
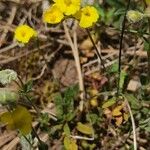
[123,95,137,150]
[0,3,17,47]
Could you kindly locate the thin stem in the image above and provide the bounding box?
[17,76,40,115]
[117,0,131,96]
[86,29,106,72]
[32,126,43,146]
[25,94,40,115]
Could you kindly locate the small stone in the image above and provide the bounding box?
[127,79,141,92]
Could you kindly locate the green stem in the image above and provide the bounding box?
[117,0,131,96]
[17,76,40,115]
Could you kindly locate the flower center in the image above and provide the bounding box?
[84,9,91,16]
[64,0,72,6]
[21,31,26,37]
[51,13,56,21]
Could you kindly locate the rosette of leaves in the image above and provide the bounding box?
[54,84,79,121]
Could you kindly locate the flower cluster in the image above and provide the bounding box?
[14,1,100,44]
[43,0,99,28]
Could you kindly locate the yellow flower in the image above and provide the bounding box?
[55,0,81,15]
[14,25,37,43]
[43,4,64,24]
[78,6,99,28]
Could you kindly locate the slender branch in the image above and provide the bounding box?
[117,0,131,96]
[86,29,106,72]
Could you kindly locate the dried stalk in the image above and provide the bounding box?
[63,21,85,111]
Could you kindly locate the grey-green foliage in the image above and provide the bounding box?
[144,40,150,51]
[0,69,17,85]
[124,94,141,110]
[139,107,150,132]
[54,84,79,120]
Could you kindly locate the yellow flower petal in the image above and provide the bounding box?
[79,6,99,28]
[55,0,81,15]
[14,25,37,44]
[43,4,64,24]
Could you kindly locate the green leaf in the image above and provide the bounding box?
[64,136,78,150]
[102,98,116,109]
[54,85,79,119]
[106,0,124,7]
[0,106,32,135]
[94,4,105,21]
[86,113,99,124]
[63,84,79,113]
[124,94,141,110]
[106,8,116,25]
[65,111,76,121]
[114,8,126,16]
[144,40,150,51]
[21,80,33,93]
[76,122,93,135]
[119,70,127,90]
[63,123,70,136]
[144,126,150,132]
[109,63,118,73]
[54,93,63,118]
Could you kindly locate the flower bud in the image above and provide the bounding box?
[0,69,17,85]
[127,10,143,23]
[0,88,19,104]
